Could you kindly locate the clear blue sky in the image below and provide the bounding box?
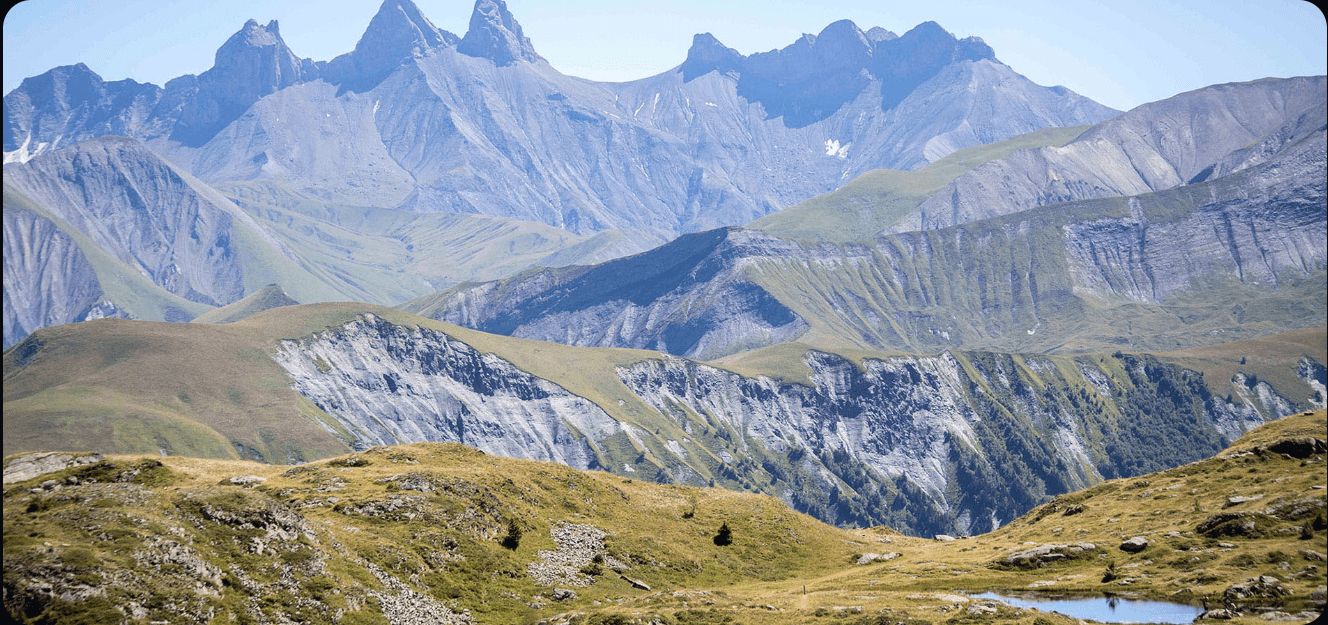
[3,0,1325,110]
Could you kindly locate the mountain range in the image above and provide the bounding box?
[408,76,1327,360]
[2,0,1325,547]
[2,0,1116,348]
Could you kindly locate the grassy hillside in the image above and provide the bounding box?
[2,303,680,466]
[4,410,1323,624]
[6,304,1322,537]
[192,284,300,324]
[751,126,1088,242]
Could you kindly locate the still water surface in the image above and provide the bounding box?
[971,591,1204,624]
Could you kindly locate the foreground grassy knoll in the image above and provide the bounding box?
[4,411,1324,624]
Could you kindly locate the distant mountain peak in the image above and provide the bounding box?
[810,19,873,62]
[219,19,287,57]
[359,0,455,53]
[168,16,312,146]
[873,21,997,110]
[458,0,543,66]
[325,0,458,92]
[681,33,744,81]
[865,26,897,42]
[14,63,105,97]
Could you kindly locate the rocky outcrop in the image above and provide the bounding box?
[1224,576,1290,605]
[615,349,1302,533]
[458,0,542,66]
[272,314,620,468]
[265,311,1311,535]
[2,452,103,485]
[996,542,1098,569]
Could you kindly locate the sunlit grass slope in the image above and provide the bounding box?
[3,410,1322,624]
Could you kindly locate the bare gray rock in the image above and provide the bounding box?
[527,523,614,587]
[2,452,103,485]
[1225,495,1265,507]
[1119,536,1149,553]
[856,552,901,565]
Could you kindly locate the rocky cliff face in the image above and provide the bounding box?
[904,76,1327,231]
[3,137,245,307]
[273,314,621,469]
[616,349,1312,533]
[323,0,458,93]
[1,203,109,347]
[265,314,1314,534]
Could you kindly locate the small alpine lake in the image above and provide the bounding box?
[970,591,1205,624]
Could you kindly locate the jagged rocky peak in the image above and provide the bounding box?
[210,18,308,87]
[458,0,543,66]
[681,33,744,80]
[3,64,161,156]
[865,26,897,42]
[168,17,314,146]
[883,21,995,63]
[326,0,458,91]
[873,21,996,110]
[360,0,456,52]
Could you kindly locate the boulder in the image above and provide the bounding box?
[997,543,1098,569]
[222,475,266,487]
[620,574,651,591]
[1199,608,1236,620]
[1265,437,1327,458]
[934,534,957,542]
[856,552,901,565]
[1224,494,1264,507]
[551,588,576,601]
[1120,536,1149,553]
